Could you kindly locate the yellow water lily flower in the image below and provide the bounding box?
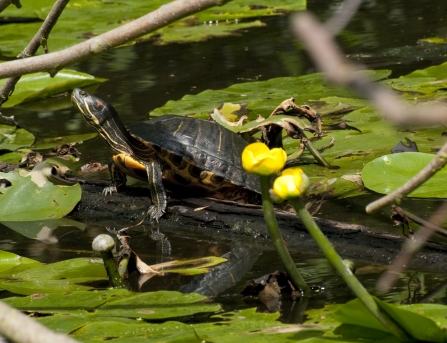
[271,167,310,202]
[242,142,287,176]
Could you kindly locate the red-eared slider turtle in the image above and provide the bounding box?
[71,89,260,222]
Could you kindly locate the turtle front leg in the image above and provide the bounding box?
[143,159,167,223]
[103,161,127,195]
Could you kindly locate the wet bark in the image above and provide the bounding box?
[71,184,447,273]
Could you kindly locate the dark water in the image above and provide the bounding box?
[2,0,447,320]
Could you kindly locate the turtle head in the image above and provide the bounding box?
[72,88,134,154]
[71,88,115,128]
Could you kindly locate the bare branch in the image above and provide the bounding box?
[0,0,21,13]
[291,12,447,125]
[376,201,447,294]
[0,0,70,108]
[0,0,231,79]
[0,300,80,343]
[365,141,447,213]
[324,0,363,36]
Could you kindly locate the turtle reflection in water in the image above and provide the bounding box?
[71,89,260,222]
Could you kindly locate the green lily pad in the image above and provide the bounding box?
[0,151,23,163]
[334,297,446,342]
[5,288,220,321]
[150,70,391,120]
[153,20,265,45]
[0,125,35,150]
[161,256,228,275]
[0,0,306,56]
[32,133,97,150]
[1,218,85,244]
[0,69,106,108]
[0,257,107,295]
[0,250,42,276]
[361,152,447,197]
[0,162,81,221]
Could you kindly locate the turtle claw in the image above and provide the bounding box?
[103,185,117,196]
[147,205,165,223]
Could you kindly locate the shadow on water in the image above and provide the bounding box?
[2,0,447,322]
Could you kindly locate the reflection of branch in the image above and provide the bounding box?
[324,0,363,35]
[0,0,21,14]
[0,0,69,108]
[291,12,447,125]
[376,201,447,294]
[365,141,447,213]
[0,0,230,79]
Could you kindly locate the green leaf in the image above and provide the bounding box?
[334,298,446,342]
[31,133,97,150]
[361,152,447,197]
[0,69,106,108]
[157,256,228,275]
[0,125,35,150]
[0,250,42,276]
[95,291,221,320]
[4,289,221,323]
[1,218,85,243]
[0,162,82,221]
[0,151,24,163]
[150,70,391,120]
[375,298,446,343]
[153,20,265,45]
[0,258,107,295]
[0,0,306,56]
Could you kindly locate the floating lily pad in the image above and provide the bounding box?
[0,125,35,150]
[0,257,107,295]
[150,70,391,120]
[32,133,97,150]
[361,152,447,198]
[0,0,306,56]
[0,250,42,276]
[1,218,85,244]
[334,297,446,342]
[0,69,106,108]
[153,20,265,45]
[0,151,23,163]
[0,162,81,221]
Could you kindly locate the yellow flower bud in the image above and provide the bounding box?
[242,142,287,176]
[271,167,310,202]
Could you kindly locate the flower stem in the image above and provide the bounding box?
[259,175,310,293]
[289,197,413,342]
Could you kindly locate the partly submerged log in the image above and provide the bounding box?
[72,184,447,272]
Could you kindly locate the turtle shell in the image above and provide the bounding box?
[126,115,260,194]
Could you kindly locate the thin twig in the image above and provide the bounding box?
[366,141,447,213]
[0,0,69,107]
[0,0,231,79]
[376,201,447,294]
[291,12,447,125]
[403,207,447,239]
[324,0,363,35]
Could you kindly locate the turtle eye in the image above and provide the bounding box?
[79,90,87,97]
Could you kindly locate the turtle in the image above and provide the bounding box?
[71,88,260,222]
